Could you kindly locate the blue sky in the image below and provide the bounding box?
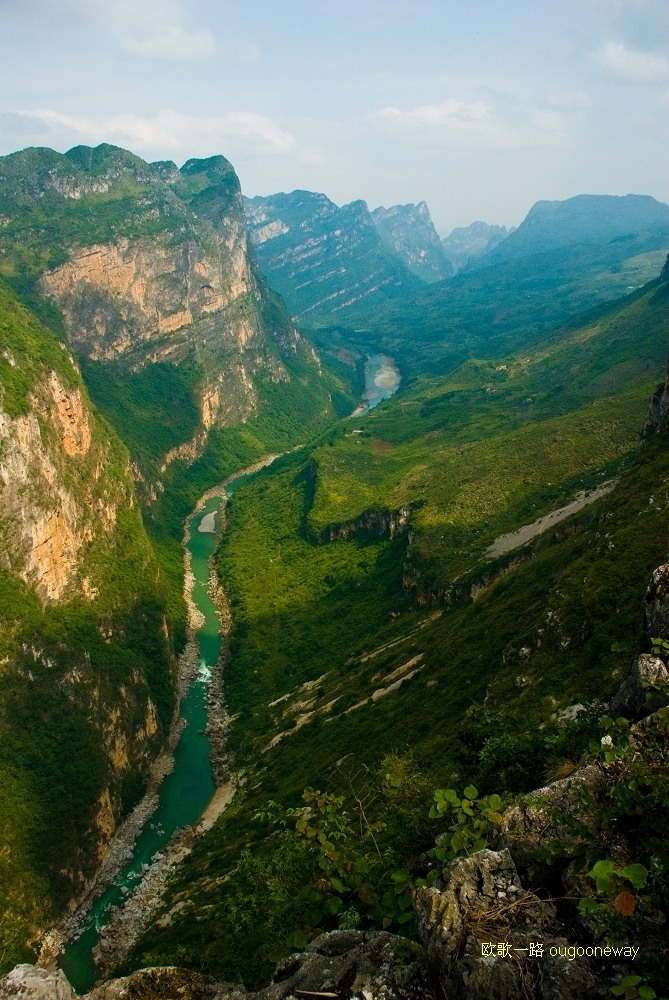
[0,0,667,233]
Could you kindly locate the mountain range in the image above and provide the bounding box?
[1,142,669,997]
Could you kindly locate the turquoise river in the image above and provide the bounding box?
[60,357,399,992]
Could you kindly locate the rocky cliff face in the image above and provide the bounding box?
[0,282,174,968]
[371,202,452,283]
[440,220,512,273]
[243,190,422,323]
[0,146,324,479]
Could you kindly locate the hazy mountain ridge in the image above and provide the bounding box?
[243,190,424,323]
[477,193,669,267]
[371,201,453,282]
[441,220,513,273]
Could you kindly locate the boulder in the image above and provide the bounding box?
[86,966,246,1000]
[0,966,75,1000]
[255,930,435,1000]
[609,654,669,720]
[644,563,669,637]
[498,765,606,883]
[414,849,601,999]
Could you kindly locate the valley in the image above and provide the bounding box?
[1,141,669,999]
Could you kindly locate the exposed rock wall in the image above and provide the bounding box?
[0,285,175,961]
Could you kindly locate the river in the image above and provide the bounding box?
[351,354,400,416]
[59,355,401,991]
[60,477,250,994]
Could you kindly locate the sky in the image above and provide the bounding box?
[0,0,667,234]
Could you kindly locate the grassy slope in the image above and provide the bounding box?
[0,282,174,971]
[124,280,669,985]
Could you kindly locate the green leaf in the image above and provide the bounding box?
[392,869,411,882]
[330,877,345,893]
[488,794,502,810]
[290,930,308,949]
[638,987,656,1000]
[397,911,414,924]
[589,860,616,893]
[463,785,478,800]
[358,883,377,905]
[617,864,648,889]
[620,978,643,988]
[323,896,344,915]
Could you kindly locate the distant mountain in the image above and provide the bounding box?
[244,190,423,323]
[441,220,513,272]
[371,201,453,282]
[477,193,669,267]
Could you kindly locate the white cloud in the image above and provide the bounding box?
[121,24,217,60]
[374,98,489,130]
[593,40,669,82]
[10,109,295,157]
[367,92,574,150]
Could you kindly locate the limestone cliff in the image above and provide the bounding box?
[0,281,174,969]
[0,146,333,483]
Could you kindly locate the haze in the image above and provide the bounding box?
[0,0,667,232]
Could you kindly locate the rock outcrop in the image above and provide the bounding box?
[0,146,330,481]
[257,930,434,1000]
[0,283,174,963]
[321,506,412,544]
[415,850,599,999]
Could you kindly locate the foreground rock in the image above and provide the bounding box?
[87,967,246,1000]
[0,967,75,1000]
[257,930,433,1000]
[0,933,432,1000]
[415,849,600,999]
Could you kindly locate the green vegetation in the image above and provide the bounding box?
[313,233,669,385]
[0,281,174,972]
[125,271,669,991]
[244,190,423,324]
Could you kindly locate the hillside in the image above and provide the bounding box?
[477,193,669,267]
[441,220,512,272]
[343,220,669,382]
[370,202,452,283]
[120,268,669,987]
[0,280,175,970]
[243,190,423,322]
[252,191,669,385]
[0,144,355,647]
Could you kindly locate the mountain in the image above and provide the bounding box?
[477,193,669,267]
[0,280,174,965]
[0,145,355,646]
[441,220,513,272]
[243,190,423,323]
[334,197,669,382]
[370,201,453,282]
[122,268,669,990]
